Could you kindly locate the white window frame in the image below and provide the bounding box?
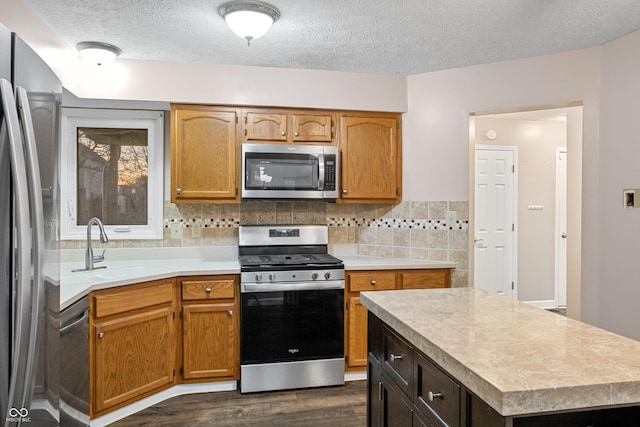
[60,108,164,240]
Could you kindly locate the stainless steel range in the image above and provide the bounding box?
[238,225,345,393]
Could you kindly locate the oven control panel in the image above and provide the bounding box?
[241,269,345,284]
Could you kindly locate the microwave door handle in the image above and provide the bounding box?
[318,153,325,190]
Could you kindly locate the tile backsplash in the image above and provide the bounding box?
[62,200,469,287]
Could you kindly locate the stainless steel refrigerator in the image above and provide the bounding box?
[1,23,61,427]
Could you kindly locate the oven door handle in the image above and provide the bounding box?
[241,281,344,293]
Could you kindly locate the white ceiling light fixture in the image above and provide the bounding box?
[76,41,121,65]
[218,1,280,46]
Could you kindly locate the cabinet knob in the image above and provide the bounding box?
[370,280,376,286]
[205,287,212,293]
[389,353,402,362]
[176,188,182,194]
[427,391,444,401]
[342,189,348,194]
[294,131,299,137]
[98,331,105,339]
[281,131,286,136]
[228,310,233,316]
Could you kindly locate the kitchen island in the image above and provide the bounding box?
[361,288,640,426]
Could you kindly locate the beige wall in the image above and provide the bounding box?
[596,29,640,340]
[404,48,601,325]
[474,117,567,303]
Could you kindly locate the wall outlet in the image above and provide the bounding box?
[170,223,183,239]
[623,189,640,208]
[445,211,457,227]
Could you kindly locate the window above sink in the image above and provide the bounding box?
[60,108,164,240]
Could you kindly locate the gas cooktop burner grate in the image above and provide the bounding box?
[239,253,342,267]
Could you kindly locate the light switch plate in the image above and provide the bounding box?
[623,189,640,208]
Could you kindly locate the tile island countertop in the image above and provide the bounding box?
[361,287,640,417]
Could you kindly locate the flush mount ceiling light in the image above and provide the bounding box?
[218,1,280,46]
[76,41,121,65]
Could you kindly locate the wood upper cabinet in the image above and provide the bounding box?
[180,275,239,382]
[90,279,178,417]
[170,104,240,202]
[290,113,333,142]
[243,108,335,144]
[338,113,402,203]
[345,269,451,371]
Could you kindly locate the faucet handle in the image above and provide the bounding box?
[93,249,106,263]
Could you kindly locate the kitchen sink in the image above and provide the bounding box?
[62,265,172,285]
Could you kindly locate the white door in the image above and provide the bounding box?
[474,146,517,298]
[555,148,567,307]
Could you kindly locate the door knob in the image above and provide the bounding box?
[561,233,567,239]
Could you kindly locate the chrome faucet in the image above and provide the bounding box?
[73,217,109,272]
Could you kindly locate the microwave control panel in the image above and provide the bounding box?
[324,155,336,190]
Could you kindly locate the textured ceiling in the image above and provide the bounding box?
[24,0,640,75]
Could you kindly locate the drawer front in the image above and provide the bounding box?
[93,279,174,318]
[348,271,396,292]
[399,269,450,289]
[415,354,460,427]
[181,278,236,300]
[382,326,413,397]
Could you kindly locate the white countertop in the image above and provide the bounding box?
[60,248,455,310]
[361,288,640,417]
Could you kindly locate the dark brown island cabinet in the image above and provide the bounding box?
[367,312,640,427]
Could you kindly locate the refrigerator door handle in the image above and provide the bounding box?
[0,78,34,416]
[16,85,45,408]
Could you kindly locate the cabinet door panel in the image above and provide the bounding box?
[340,116,399,201]
[291,114,333,142]
[171,106,238,201]
[347,296,369,368]
[183,302,237,380]
[381,374,413,427]
[93,306,174,414]
[244,112,287,141]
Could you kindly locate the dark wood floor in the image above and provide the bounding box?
[110,381,367,427]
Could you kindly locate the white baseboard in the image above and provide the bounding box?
[345,371,367,382]
[90,382,237,427]
[524,299,557,309]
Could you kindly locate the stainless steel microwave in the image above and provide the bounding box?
[241,143,339,200]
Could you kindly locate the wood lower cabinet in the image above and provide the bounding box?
[339,113,401,203]
[242,108,335,144]
[170,104,240,202]
[345,269,451,371]
[180,275,239,382]
[89,278,178,417]
[88,274,241,419]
